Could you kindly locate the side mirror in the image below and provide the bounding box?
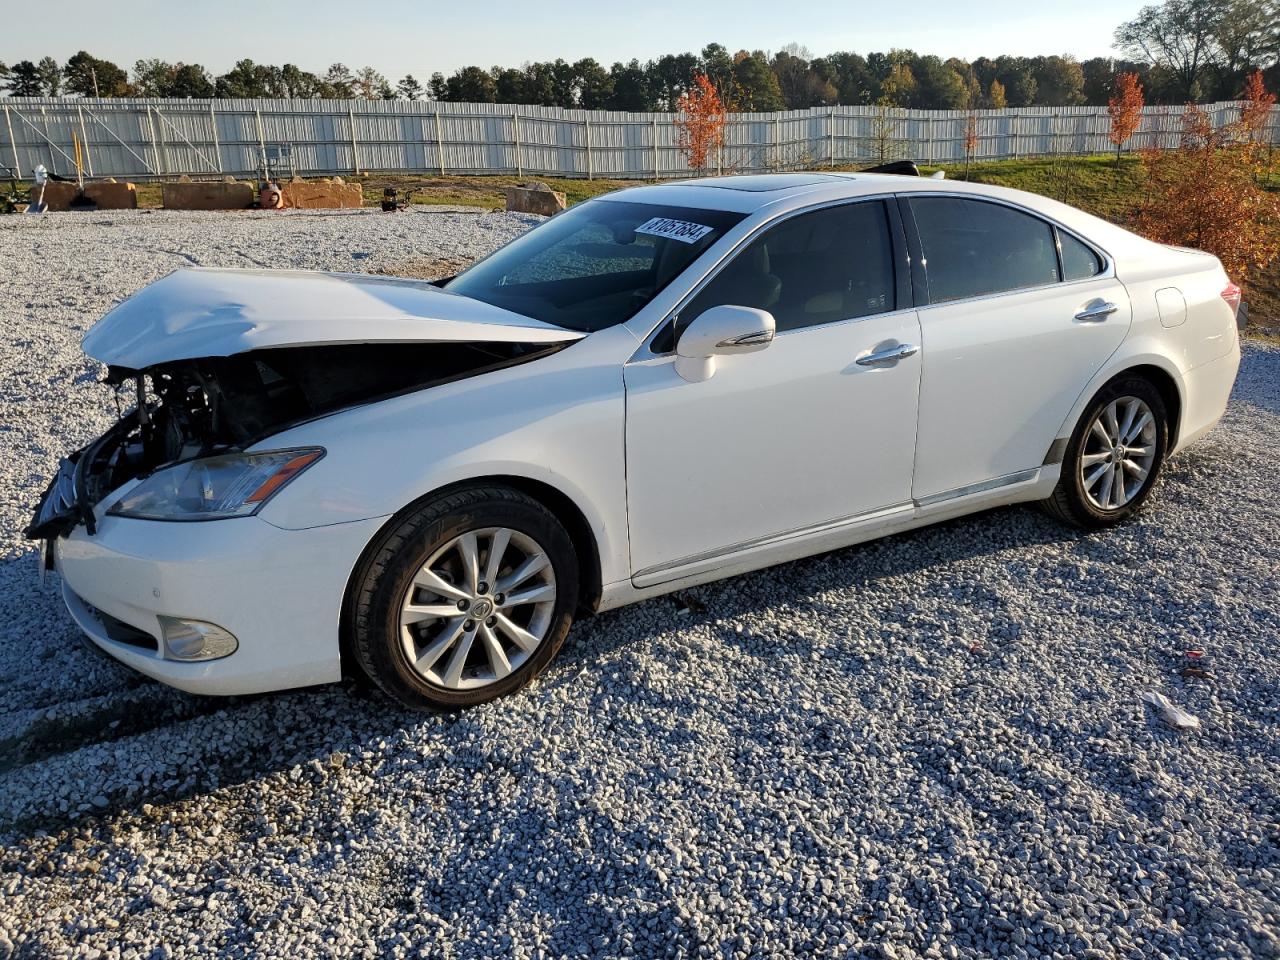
[674,305,776,383]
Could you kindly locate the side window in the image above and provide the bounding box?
[909,197,1060,303]
[1059,230,1104,281]
[679,201,896,336]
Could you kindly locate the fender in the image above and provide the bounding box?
[1050,341,1188,451]
[252,326,637,589]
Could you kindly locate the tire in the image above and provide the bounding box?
[1041,375,1169,529]
[352,485,579,710]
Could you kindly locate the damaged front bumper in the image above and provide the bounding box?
[49,511,385,695]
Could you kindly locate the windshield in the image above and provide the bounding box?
[444,199,745,333]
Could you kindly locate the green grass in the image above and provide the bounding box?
[123,155,1147,218]
[355,173,633,209]
[920,154,1148,223]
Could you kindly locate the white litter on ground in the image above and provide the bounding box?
[1141,690,1202,730]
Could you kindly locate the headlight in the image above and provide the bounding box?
[108,448,324,521]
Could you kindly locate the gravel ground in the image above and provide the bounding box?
[0,208,1278,959]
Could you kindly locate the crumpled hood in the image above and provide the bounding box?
[83,267,584,368]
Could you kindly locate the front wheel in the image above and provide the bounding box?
[352,486,579,710]
[1041,376,1169,529]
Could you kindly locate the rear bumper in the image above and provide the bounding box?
[1174,337,1241,453]
[54,513,384,696]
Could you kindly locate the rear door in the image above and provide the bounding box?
[902,195,1131,502]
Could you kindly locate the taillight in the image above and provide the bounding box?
[1221,281,1242,316]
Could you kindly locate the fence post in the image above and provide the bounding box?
[434,111,445,175]
[4,106,19,179]
[76,104,94,177]
[152,106,174,175]
[513,111,522,177]
[584,116,592,179]
[652,116,659,180]
[348,107,360,174]
[39,106,58,176]
[209,102,222,174]
[828,110,835,167]
[1011,112,1019,160]
[773,115,780,170]
[146,105,162,176]
[255,108,268,173]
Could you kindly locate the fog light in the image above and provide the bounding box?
[158,616,238,661]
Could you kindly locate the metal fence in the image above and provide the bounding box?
[3,97,1277,182]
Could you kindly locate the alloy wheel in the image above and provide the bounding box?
[1079,396,1157,511]
[398,527,557,690]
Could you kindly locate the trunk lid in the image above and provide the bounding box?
[83,267,584,369]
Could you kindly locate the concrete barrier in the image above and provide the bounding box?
[281,180,363,209]
[505,183,566,216]
[34,181,81,212]
[162,181,254,211]
[83,181,137,210]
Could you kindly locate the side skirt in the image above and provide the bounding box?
[600,465,1060,612]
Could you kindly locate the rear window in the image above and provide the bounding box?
[445,200,744,332]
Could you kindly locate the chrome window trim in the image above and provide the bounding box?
[630,187,1116,360]
[630,192,902,359]
[901,192,1115,311]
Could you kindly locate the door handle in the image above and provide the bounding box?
[1074,300,1118,323]
[855,342,919,366]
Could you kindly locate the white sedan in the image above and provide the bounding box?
[28,173,1242,709]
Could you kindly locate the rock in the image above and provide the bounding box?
[504,182,567,216]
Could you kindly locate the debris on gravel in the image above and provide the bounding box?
[1,209,1278,959]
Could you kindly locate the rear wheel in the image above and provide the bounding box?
[352,486,578,710]
[1041,376,1169,529]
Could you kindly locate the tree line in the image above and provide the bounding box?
[2,0,1276,111]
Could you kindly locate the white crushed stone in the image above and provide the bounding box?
[0,208,1278,959]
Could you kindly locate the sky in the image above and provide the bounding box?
[2,0,1147,82]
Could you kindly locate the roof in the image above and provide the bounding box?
[597,172,1159,262]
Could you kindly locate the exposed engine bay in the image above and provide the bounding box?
[26,339,565,540]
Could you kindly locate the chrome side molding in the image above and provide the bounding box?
[915,468,1041,508]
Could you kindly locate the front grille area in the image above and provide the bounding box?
[78,596,159,651]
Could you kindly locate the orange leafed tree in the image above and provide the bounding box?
[1134,104,1280,280]
[1240,69,1276,141]
[676,74,726,172]
[1107,72,1145,161]
[963,112,978,180]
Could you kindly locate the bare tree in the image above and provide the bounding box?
[1115,0,1227,100]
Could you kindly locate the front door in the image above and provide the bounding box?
[624,199,922,584]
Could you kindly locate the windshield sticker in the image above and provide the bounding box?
[634,217,715,244]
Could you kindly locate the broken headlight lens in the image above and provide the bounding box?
[108,448,324,521]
